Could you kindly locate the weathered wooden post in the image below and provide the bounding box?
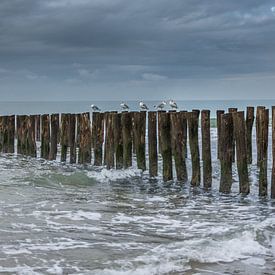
[219,113,233,193]
[17,115,28,155]
[41,114,50,159]
[187,111,201,186]
[103,112,109,166]
[49,113,59,160]
[122,112,132,168]
[258,108,269,196]
[170,112,187,182]
[60,114,69,162]
[216,110,225,159]
[148,111,158,177]
[228,108,237,162]
[232,111,249,194]
[2,116,15,154]
[201,110,212,188]
[256,106,265,167]
[69,114,76,164]
[113,113,123,169]
[93,112,104,166]
[0,117,3,153]
[246,107,255,164]
[157,110,165,154]
[271,106,275,199]
[35,115,41,142]
[133,111,146,171]
[159,111,173,181]
[16,115,23,155]
[105,112,115,169]
[78,112,92,164]
[76,113,81,148]
[27,115,36,157]
[2,116,9,153]
[181,111,188,159]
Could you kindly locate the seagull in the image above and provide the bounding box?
[169,100,178,110]
[91,104,101,112]
[139,101,149,111]
[120,102,129,111]
[154,101,166,110]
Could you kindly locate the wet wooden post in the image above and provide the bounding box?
[181,111,188,159]
[49,113,59,160]
[170,112,187,182]
[78,112,92,164]
[113,113,123,169]
[258,108,269,196]
[132,114,136,155]
[41,114,50,160]
[16,115,22,155]
[187,111,201,186]
[246,107,255,164]
[133,111,146,171]
[0,117,3,153]
[27,115,36,157]
[159,112,173,181]
[216,110,225,159]
[256,106,265,167]
[201,110,212,188]
[69,114,76,164]
[7,116,15,153]
[232,111,249,194]
[157,110,165,154]
[271,106,275,199]
[76,113,81,148]
[228,108,237,162]
[219,113,233,193]
[17,115,28,155]
[2,116,9,153]
[122,112,132,169]
[35,115,41,142]
[148,111,158,177]
[93,112,104,166]
[60,114,69,162]
[105,112,115,169]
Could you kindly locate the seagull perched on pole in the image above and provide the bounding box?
[169,100,178,110]
[154,101,166,110]
[120,102,129,111]
[91,104,101,112]
[139,101,149,111]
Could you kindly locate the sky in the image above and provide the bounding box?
[0,0,275,101]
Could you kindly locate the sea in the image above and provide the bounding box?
[0,100,275,274]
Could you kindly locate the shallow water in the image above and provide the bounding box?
[0,127,275,274]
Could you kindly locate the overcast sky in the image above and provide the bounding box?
[1,0,275,101]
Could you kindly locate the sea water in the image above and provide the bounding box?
[0,101,275,274]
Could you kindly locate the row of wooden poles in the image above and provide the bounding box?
[0,107,275,198]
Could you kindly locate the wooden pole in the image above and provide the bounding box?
[258,108,269,196]
[76,113,81,148]
[27,115,36,157]
[256,106,265,167]
[17,115,28,156]
[113,113,123,169]
[148,111,158,177]
[181,111,188,159]
[60,114,69,162]
[216,110,225,159]
[187,111,201,186]
[69,114,76,164]
[93,112,104,166]
[16,115,23,155]
[157,110,165,154]
[246,107,255,164]
[133,111,146,171]
[2,116,9,153]
[35,115,41,142]
[49,113,59,160]
[228,108,237,162]
[232,111,249,194]
[41,114,50,160]
[159,112,173,181]
[271,106,275,199]
[105,112,115,169]
[122,112,132,169]
[201,110,212,188]
[0,116,3,153]
[78,112,92,164]
[219,113,233,193]
[103,112,109,165]
[170,112,187,182]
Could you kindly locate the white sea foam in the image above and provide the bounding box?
[53,210,102,221]
[86,168,142,182]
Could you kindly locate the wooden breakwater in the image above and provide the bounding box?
[0,107,275,199]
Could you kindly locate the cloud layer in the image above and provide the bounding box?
[1,0,275,100]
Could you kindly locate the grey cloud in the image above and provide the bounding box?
[0,0,275,100]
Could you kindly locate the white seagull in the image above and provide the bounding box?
[91,104,101,112]
[120,102,130,111]
[139,101,149,111]
[154,101,166,110]
[169,100,178,110]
